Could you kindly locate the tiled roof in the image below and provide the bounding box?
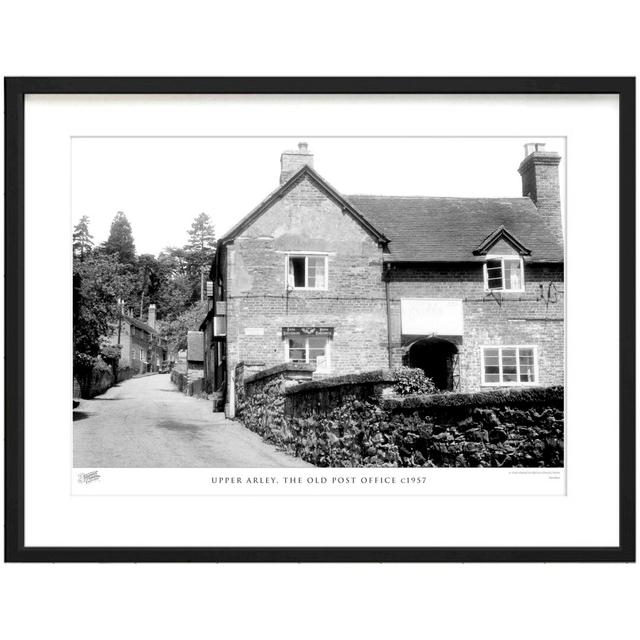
[123,315,156,334]
[346,195,564,263]
[187,331,204,362]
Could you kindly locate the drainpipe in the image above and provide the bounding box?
[384,263,393,368]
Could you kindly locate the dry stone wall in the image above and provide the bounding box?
[238,367,564,468]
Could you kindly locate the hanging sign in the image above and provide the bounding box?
[281,326,334,338]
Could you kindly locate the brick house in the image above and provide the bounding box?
[202,142,564,417]
[108,303,167,374]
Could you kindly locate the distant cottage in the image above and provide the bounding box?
[201,142,564,417]
[108,303,167,375]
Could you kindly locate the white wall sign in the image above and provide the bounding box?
[244,327,264,336]
[401,299,464,336]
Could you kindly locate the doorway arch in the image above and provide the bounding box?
[408,338,459,391]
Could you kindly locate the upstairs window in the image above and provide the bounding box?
[287,255,327,290]
[484,256,524,292]
[482,346,537,385]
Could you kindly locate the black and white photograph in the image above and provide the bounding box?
[6,79,632,564]
[72,136,565,471]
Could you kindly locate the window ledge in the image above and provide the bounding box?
[480,383,541,388]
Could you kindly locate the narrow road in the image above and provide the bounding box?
[73,374,312,468]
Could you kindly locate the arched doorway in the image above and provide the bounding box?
[408,338,459,391]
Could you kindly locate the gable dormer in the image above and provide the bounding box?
[472,225,531,257]
[474,226,530,293]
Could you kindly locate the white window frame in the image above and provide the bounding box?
[480,345,539,386]
[483,254,525,293]
[285,253,329,291]
[284,335,331,372]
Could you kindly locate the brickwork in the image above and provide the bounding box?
[225,176,389,395]
[387,262,564,391]
[214,145,565,416]
[106,318,165,375]
[518,151,563,238]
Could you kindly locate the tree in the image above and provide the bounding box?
[156,300,209,353]
[136,253,161,317]
[73,252,135,370]
[73,215,94,260]
[185,212,216,265]
[103,211,136,265]
[184,213,216,301]
[158,247,190,278]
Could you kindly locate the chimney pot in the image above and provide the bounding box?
[280,142,314,184]
[524,142,546,157]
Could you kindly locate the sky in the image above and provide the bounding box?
[71,137,565,256]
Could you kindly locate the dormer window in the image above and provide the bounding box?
[483,255,524,292]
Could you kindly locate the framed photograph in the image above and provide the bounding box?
[4,77,635,562]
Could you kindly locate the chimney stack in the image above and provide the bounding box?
[518,143,562,237]
[280,142,314,184]
[148,304,157,329]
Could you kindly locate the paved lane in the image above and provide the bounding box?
[73,374,312,468]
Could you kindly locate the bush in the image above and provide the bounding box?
[393,366,438,396]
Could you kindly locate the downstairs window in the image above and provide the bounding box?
[286,336,330,371]
[482,346,537,385]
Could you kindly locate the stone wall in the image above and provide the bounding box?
[171,369,207,397]
[238,366,564,468]
[236,363,315,446]
[284,369,396,417]
[77,364,134,399]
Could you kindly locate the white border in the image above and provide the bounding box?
[23,93,619,548]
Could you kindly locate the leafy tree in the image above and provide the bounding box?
[146,248,193,319]
[155,275,193,320]
[157,300,209,353]
[159,247,190,278]
[103,211,136,265]
[73,252,135,372]
[100,344,122,378]
[73,215,94,260]
[136,253,162,317]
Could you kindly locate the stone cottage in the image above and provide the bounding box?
[108,303,167,374]
[202,142,564,417]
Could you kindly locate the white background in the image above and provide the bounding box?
[1,2,638,640]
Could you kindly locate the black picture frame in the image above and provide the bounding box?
[4,77,635,563]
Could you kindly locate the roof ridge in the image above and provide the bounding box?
[220,164,389,245]
[124,315,156,333]
[347,194,533,201]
